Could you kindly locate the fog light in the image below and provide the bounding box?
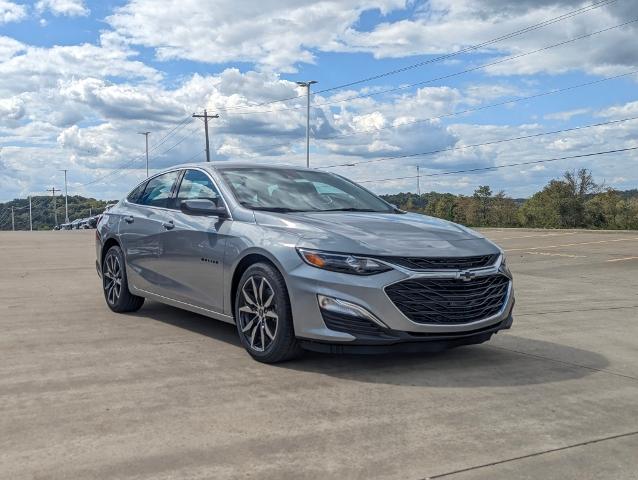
[317,294,388,328]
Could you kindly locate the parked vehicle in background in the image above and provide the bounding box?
[87,216,99,229]
[96,163,514,363]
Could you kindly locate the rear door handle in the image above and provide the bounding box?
[124,215,134,224]
[162,220,175,230]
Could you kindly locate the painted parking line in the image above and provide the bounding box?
[523,251,586,258]
[505,237,638,252]
[607,256,638,263]
[498,232,579,241]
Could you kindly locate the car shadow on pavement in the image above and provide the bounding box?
[132,302,608,388]
[280,335,609,388]
[130,301,243,347]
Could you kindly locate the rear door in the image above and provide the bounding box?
[158,168,229,312]
[118,170,180,298]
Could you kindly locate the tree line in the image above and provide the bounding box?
[1,169,636,230]
[0,195,115,231]
[381,169,638,230]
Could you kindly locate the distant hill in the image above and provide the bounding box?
[0,196,116,231]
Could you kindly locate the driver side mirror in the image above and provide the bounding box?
[180,199,228,218]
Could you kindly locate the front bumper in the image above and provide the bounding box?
[285,255,514,346]
[299,311,513,354]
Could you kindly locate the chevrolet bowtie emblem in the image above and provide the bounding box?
[458,270,476,282]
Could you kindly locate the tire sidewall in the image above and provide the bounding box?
[234,263,295,362]
[103,246,128,311]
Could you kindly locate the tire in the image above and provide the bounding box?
[102,245,145,313]
[234,262,302,363]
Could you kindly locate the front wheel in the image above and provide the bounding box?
[235,263,301,363]
[102,245,144,313]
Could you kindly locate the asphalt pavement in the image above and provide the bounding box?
[1,229,637,479]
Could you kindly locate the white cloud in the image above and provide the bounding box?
[0,35,25,61]
[1,1,638,202]
[544,108,591,121]
[598,100,638,119]
[346,0,638,77]
[0,96,25,124]
[103,0,638,76]
[36,0,89,17]
[0,0,26,24]
[106,0,405,72]
[0,41,161,96]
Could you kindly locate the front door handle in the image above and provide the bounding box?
[124,215,134,224]
[162,220,175,230]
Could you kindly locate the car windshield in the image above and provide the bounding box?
[219,167,395,213]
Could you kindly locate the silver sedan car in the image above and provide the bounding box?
[96,163,514,363]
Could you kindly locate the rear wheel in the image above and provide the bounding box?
[235,263,301,363]
[102,245,144,313]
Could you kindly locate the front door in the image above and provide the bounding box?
[159,168,229,313]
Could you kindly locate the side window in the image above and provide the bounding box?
[138,171,179,208]
[127,181,147,204]
[176,169,220,203]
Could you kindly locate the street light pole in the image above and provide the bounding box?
[138,132,151,177]
[60,169,69,223]
[29,196,32,231]
[296,80,317,168]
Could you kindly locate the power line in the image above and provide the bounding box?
[223,18,638,116]
[211,0,618,113]
[79,122,202,187]
[77,116,193,187]
[313,0,619,95]
[322,115,638,169]
[183,149,206,163]
[78,118,197,187]
[357,146,638,184]
[314,70,638,145]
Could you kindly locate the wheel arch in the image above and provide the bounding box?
[229,251,285,319]
[101,236,121,269]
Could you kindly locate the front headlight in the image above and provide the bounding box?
[297,248,392,275]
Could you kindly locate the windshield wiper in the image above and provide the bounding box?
[242,204,307,213]
[318,208,384,212]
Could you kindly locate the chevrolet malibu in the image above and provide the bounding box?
[96,163,514,363]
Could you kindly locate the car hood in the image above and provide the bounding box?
[254,211,498,257]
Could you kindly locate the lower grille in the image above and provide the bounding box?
[385,274,510,324]
[321,311,395,339]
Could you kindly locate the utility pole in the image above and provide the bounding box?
[11,206,15,231]
[416,166,421,196]
[60,169,69,223]
[192,110,219,162]
[47,187,59,227]
[29,196,32,231]
[296,81,317,168]
[138,132,151,177]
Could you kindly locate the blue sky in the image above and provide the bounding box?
[0,0,637,201]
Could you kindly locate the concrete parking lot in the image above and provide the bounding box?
[1,228,637,479]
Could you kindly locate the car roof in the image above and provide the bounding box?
[159,161,314,173]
